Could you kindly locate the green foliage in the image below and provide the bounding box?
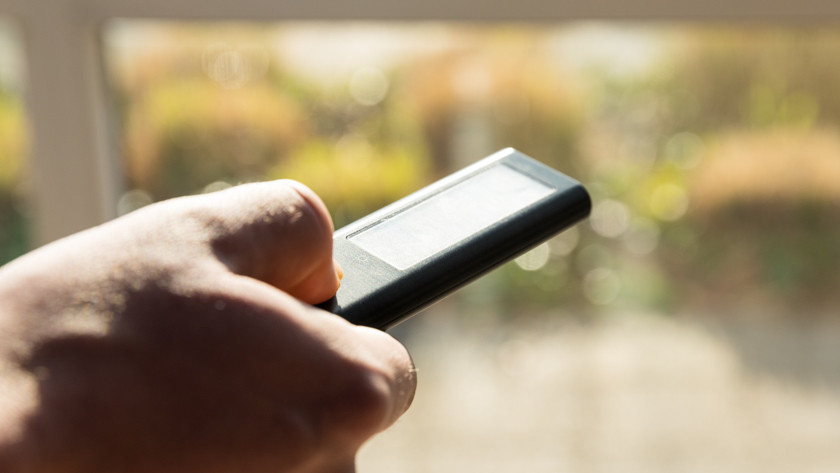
[648,29,840,133]
[521,27,840,314]
[674,201,840,308]
[0,91,29,264]
[0,192,29,265]
[123,78,311,198]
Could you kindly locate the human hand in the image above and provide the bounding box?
[0,181,416,473]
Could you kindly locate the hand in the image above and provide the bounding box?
[0,181,416,473]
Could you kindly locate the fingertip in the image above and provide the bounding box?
[277,180,334,232]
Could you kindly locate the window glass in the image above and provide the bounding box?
[0,19,31,265]
[104,22,840,472]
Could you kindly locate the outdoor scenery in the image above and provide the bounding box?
[1,21,839,471]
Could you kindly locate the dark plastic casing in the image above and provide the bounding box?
[317,148,591,330]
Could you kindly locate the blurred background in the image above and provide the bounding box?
[2,17,840,472]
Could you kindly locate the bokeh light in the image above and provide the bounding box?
[202,41,269,89]
[590,198,631,238]
[514,242,551,271]
[349,66,390,106]
[649,182,689,221]
[116,189,153,216]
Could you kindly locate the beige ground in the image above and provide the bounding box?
[359,305,840,473]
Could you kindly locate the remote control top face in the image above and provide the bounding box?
[317,148,591,330]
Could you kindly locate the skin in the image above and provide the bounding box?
[0,180,416,473]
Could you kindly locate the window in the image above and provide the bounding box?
[102,22,840,471]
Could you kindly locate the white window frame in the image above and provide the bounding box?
[3,0,840,243]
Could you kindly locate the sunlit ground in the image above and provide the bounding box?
[361,306,840,473]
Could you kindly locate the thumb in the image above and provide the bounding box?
[199,180,340,304]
